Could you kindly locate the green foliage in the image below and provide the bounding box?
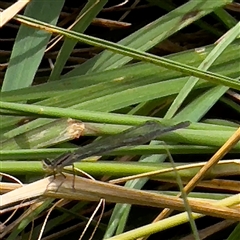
[1,0,239,239]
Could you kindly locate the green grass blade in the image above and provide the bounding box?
[12,4,240,90]
[165,22,240,119]
[49,0,107,81]
[66,0,232,76]
[227,223,240,240]
[1,0,64,91]
[1,38,239,102]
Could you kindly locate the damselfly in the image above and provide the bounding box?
[43,121,190,174]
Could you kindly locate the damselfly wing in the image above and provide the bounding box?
[43,121,190,173]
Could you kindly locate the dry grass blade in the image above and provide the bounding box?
[0,0,31,27]
[79,199,105,240]
[153,126,240,222]
[46,0,100,52]
[161,178,240,193]
[37,199,64,240]
[225,2,240,12]
[0,199,49,238]
[109,159,240,184]
[1,174,240,221]
[180,219,237,240]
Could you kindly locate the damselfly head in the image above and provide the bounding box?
[42,158,55,173]
[42,153,73,174]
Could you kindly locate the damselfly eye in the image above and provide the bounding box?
[42,158,53,169]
